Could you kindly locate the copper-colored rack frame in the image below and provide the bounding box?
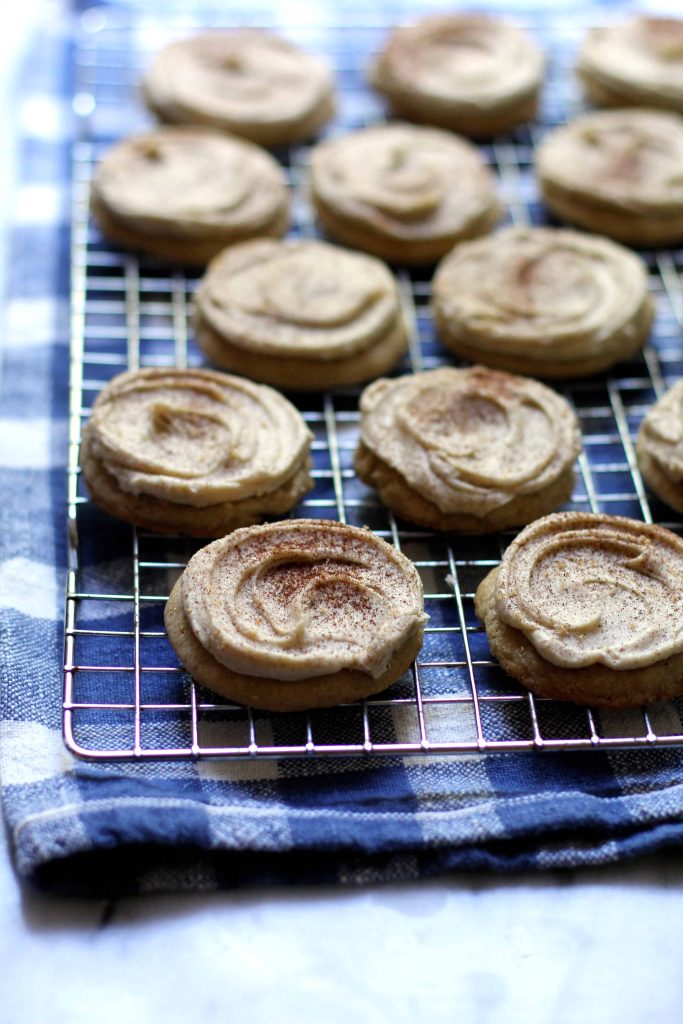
[64,7,683,760]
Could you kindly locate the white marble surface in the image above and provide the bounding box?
[2,816,683,1024]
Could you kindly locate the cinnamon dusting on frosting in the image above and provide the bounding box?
[370,14,543,124]
[359,367,580,517]
[496,513,683,670]
[143,30,334,144]
[537,109,683,208]
[93,128,288,235]
[180,519,427,681]
[84,368,311,509]
[433,226,651,368]
[311,123,500,242]
[579,16,683,111]
[196,239,402,359]
[639,384,683,471]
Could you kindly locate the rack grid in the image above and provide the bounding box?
[64,6,683,761]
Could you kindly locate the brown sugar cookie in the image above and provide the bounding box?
[370,13,544,137]
[535,108,683,246]
[193,239,409,389]
[636,380,683,513]
[90,127,289,264]
[164,519,427,711]
[142,29,335,147]
[354,366,580,533]
[432,226,654,378]
[475,512,683,707]
[578,16,683,114]
[309,122,502,265]
[79,368,312,536]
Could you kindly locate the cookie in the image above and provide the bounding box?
[370,13,544,137]
[536,108,683,246]
[432,226,654,378]
[79,368,312,537]
[193,239,409,389]
[309,122,502,265]
[475,512,683,707]
[91,127,289,264]
[164,519,427,711]
[354,366,580,533]
[142,29,335,147]
[636,380,683,513]
[578,16,683,114]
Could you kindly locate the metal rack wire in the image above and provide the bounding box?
[64,5,683,761]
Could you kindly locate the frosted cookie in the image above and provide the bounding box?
[142,30,335,146]
[432,227,653,378]
[310,123,502,264]
[536,109,683,246]
[475,512,683,707]
[91,127,289,264]
[79,368,312,537]
[636,380,683,513]
[370,14,544,137]
[193,239,408,389]
[164,519,427,711]
[354,366,580,533]
[578,16,683,114]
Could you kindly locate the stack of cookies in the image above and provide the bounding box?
[79,13,683,713]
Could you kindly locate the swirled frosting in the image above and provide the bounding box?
[195,239,403,359]
[579,16,683,112]
[372,14,543,110]
[637,380,683,482]
[181,519,427,680]
[496,513,683,670]
[432,227,651,363]
[536,109,683,212]
[84,368,311,508]
[143,30,334,142]
[359,367,579,515]
[92,128,288,238]
[310,123,500,242]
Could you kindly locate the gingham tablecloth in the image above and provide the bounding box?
[2,0,683,896]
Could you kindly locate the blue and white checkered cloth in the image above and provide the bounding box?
[3,0,683,896]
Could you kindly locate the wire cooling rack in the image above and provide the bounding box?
[64,4,683,761]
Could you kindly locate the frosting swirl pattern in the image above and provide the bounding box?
[433,227,653,376]
[196,239,404,360]
[370,14,543,134]
[538,109,683,208]
[579,16,683,113]
[496,513,683,670]
[358,367,579,516]
[142,30,335,145]
[92,128,289,255]
[636,380,683,512]
[536,109,683,244]
[310,123,501,263]
[180,519,427,681]
[84,368,312,509]
[638,382,683,481]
